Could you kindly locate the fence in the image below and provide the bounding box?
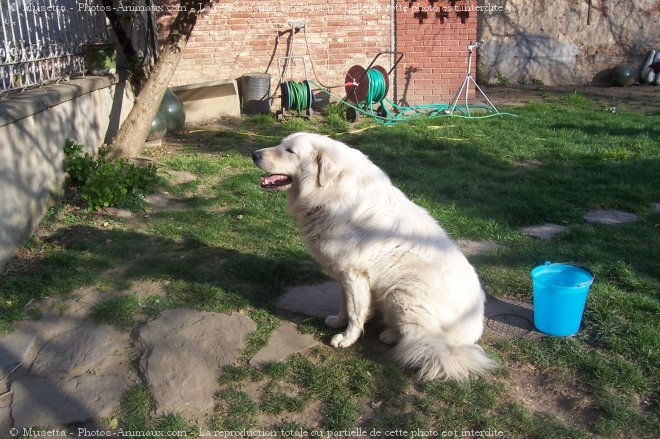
[0,0,108,93]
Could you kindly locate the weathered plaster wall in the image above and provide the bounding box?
[478,0,660,85]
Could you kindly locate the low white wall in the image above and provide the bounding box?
[0,75,135,268]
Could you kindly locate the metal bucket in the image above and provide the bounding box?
[241,73,271,115]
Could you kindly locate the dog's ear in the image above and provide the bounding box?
[316,149,339,187]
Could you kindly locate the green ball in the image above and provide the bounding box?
[610,65,634,87]
[147,111,167,141]
[159,89,186,131]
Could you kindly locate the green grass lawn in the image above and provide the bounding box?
[1,92,659,438]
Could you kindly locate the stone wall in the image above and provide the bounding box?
[0,76,134,269]
[478,0,660,85]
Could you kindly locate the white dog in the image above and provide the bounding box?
[252,132,496,381]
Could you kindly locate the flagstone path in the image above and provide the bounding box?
[519,223,566,240]
[0,186,645,431]
[583,209,638,225]
[0,296,319,430]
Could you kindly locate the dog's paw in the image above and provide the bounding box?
[379,329,401,345]
[325,314,347,329]
[330,333,357,348]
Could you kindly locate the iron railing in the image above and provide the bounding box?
[0,0,109,93]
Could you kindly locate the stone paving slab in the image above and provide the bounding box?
[0,331,36,379]
[30,325,128,376]
[519,223,566,240]
[277,281,340,319]
[0,391,11,435]
[456,239,500,256]
[584,209,637,225]
[250,322,319,369]
[138,309,256,417]
[11,374,129,428]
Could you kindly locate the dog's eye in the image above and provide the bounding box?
[285,148,295,154]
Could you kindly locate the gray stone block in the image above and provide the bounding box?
[11,374,129,428]
[584,209,637,225]
[137,309,255,417]
[250,322,319,369]
[519,223,566,240]
[456,239,500,256]
[0,331,36,379]
[30,325,128,376]
[276,281,341,319]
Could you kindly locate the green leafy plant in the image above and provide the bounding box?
[63,140,160,211]
[530,76,545,86]
[495,69,511,86]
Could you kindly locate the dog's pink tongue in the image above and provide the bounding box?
[260,174,291,188]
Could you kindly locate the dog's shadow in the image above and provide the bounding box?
[484,294,543,339]
[277,282,542,343]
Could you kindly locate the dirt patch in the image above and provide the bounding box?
[483,84,659,114]
[224,379,323,431]
[1,246,47,277]
[28,278,171,325]
[505,362,598,428]
[142,137,188,160]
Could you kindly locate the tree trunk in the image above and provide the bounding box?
[102,0,137,61]
[110,0,211,158]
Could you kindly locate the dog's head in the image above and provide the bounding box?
[252,132,342,191]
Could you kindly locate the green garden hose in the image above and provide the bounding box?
[282,69,515,124]
[366,68,387,103]
[282,80,313,112]
[336,66,515,125]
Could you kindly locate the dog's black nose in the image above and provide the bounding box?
[251,150,260,164]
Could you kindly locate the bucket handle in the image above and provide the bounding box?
[542,261,595,287]
[574,265,595,287]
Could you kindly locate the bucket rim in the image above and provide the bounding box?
[531,261,595,288]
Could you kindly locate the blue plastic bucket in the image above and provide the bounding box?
[531,262,595,336]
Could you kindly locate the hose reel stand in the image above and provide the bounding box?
[343,51,403,122]
[275,56,315,121]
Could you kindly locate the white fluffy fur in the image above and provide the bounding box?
[252,132,497,381]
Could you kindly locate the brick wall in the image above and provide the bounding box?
[395,1,477,106]
[157,0,479,108]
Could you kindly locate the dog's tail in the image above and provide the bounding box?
[392,326,497,382]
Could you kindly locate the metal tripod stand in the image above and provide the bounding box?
[445,41,500,116]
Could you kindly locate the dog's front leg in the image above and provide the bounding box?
[330,272,370,348]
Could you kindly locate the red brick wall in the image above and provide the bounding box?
[395,0,477,106]
[157,0,478,108]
